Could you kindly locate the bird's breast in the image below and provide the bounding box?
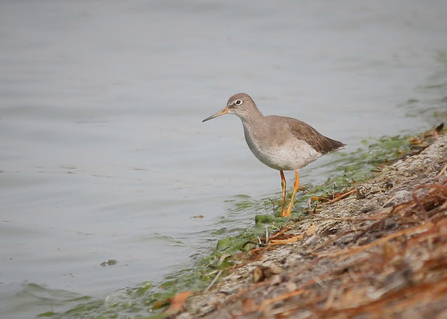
[243,124,322,171]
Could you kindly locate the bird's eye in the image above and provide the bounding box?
[235,99,242,105]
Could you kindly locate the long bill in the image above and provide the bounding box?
[202,107,229,122]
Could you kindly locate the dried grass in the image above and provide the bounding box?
[179,133,447,319]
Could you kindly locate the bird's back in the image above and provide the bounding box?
[265,115,346,154]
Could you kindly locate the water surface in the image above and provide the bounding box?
[1,1,447,318]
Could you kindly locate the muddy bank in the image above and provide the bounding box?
[177,132,447,319]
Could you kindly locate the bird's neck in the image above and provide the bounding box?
[239,106,264,125]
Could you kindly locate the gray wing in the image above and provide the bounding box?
[270,116,346,154]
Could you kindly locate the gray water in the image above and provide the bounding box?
[1,1,446,318]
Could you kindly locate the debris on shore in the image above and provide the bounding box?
[177,131,447,319]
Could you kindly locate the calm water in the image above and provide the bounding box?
[1,0,446,318]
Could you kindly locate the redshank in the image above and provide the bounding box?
[203,93,346,217]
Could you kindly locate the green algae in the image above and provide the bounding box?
[100,259,118,267]
[38,312,57,317]
[39,129,445,319]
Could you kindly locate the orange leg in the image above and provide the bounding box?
[279,170,286,217]
[284,170,300,217]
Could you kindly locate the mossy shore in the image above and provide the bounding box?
[175,129,447,319]
[41,127,447,319]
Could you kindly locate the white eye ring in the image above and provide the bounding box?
[235,99,242,105]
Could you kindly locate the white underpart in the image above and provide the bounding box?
[243,125,322,171]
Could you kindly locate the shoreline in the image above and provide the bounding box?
[176,131,447,318]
